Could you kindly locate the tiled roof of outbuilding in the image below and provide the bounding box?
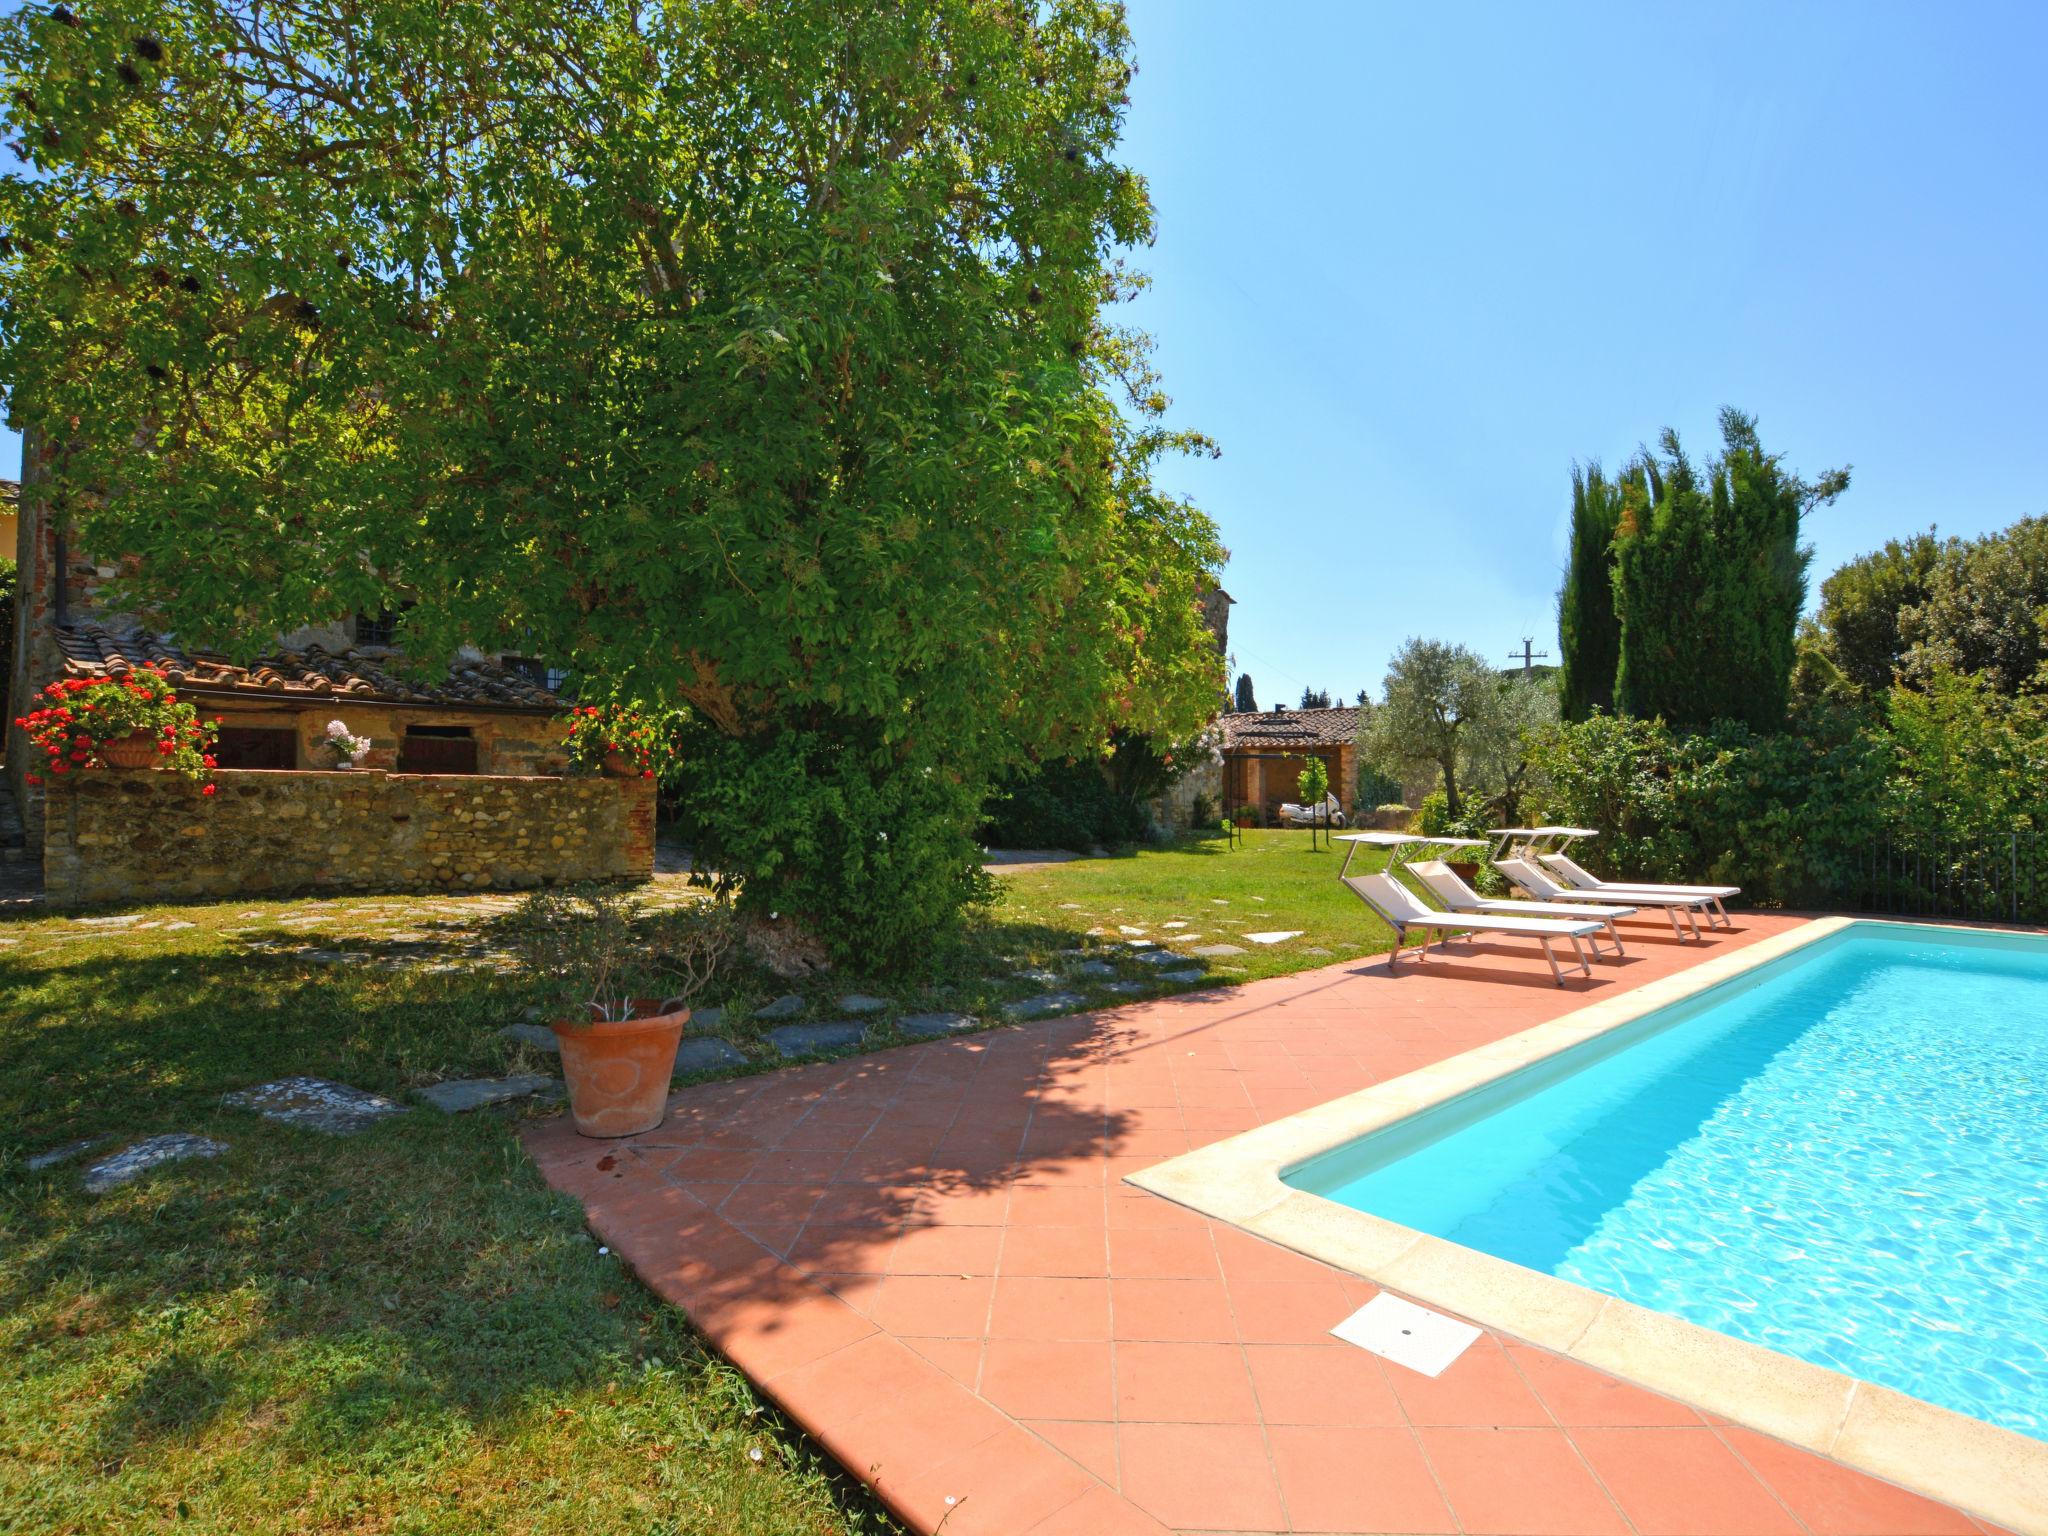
[54,622,564,712]
[1219,706,1360,749]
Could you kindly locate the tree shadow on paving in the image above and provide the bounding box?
[549,1013,1169,1343]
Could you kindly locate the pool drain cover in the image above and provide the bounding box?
[1331,1294,1481,1377]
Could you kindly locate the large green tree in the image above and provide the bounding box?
[1809,530,1945,695]
[1612,409,1848,733]
[0,0,1224,965]
[1897,516,2048,695]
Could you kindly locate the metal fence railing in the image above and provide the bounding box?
[1856,830,2048,925]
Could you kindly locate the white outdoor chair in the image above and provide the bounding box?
[1495,857,1708,942]
[1342,871,1603,986]
[1537,852,1738,930]
[1407,859,1630,959]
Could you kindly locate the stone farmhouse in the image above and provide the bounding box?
[5,457,653,905]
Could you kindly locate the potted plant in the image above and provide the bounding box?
[13,666,219,792]
[322,718,373,769]
[505,884,734,1137]
[564,702,662,779]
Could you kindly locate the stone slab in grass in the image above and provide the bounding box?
[689,1005,725,1030]
[1132,948,1189,967]
[1158,968,1210,985]
[1102,981,1146,996]
[673,1037,748,1075]
[416,1074,554,1113]
[836,993,890,1015]
[84,1134,227,1193]
[1002,991,1085,1019]
[1070,960,1118,979]
[899,1011,976,1039]
[1243,930,1304,944]
[224,1076,406,1135]
[1190,943,1247,957]
[27,1135,106,1172]
[766,1020,867,1059]
[755,994,806,1020]
[499,1022,561,1053]
[1013,967,1063,985]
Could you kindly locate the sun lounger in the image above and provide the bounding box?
[1495,857,1709,941]
[1407,859,1631,959]
[1537,852,1738,930]
[1342,871,1604,985]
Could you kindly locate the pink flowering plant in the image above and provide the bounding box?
[14,666,220,790]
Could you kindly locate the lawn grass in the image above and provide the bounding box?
[984,826,1397,984]
[0,827,1392,1534]
[0,911,898,1536]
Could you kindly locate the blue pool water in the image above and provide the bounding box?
[1288,922,2048,1439]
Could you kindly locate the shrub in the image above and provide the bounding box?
[1189,790,1215,828]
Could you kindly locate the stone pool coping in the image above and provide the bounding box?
[1126,914,2048,1533]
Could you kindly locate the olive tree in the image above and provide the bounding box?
[0,0,1224,966]
[1362,639,1497,821]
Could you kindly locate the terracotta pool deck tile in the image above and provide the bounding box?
[1118,1421,1288,1533]
[1508,1343,1704,1428]
[1026,1417,1123,1484]
[1002,1224,1110,1278]
[529,916,1990,1536]
[866,1272,995,1338]
[1267,1423,1459,1533]
[1223,1277,1358,1345]
[980,1337,1117,1421]
[1108,1226,1222,1281]
[1388,1338,1562,1429]
[1573,1425,1805,1535]
[1714,1426,1983,1535]
[1419,1426,1630,1535]
[886,1221,1005,1276]
[1114,1340,1261,1424]
[1243,1342,1407,1427]
[1111,1277,1241,1343]
[989,1276,1114,1341]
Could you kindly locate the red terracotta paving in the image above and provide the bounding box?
[527,914,2002,1535]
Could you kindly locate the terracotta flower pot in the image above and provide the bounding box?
[601,750,641,777]
[1447,861,1482,885]
[99,731,162,770]
[551,1005,689,1137]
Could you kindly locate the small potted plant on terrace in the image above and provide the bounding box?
[564,702,661,779]
[13,666,219,792]
[505,884,734,1137]
[321,718,372,769]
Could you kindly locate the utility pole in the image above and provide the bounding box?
[1509,637,1550,681]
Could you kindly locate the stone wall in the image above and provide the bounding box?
[44,768,655,906]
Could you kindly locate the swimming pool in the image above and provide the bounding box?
[1286,921,2048,1441]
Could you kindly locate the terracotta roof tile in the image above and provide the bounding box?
[55,622,564,712]
[1220,706,1360,749]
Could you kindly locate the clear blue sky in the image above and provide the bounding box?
[1118,0,2048,707]
[8,2,2046,707]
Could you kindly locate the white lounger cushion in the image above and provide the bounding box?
[1539,852,1739,900]
[1345,874,1601,938]
[1408,861,1636,923]
[1496,858,1711,909]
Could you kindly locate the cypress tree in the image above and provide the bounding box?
[1556,461,1626,720]
[1612,410,1848,732]
[1234,672,1257,712]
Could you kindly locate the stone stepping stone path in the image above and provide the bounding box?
[1243,930,1304,944]
[224,1077,406,1135]
[416,1074,554,1113]
[1158,968,1210,985]
[1013,967,1063,985]
[755,994,805,1020]
[1002,991,1085,1020]
[1191,943,1246,957]
[766,1021,867,1059]
[72,913,142,926]
[1069,960,1117,979]
[899,1011,976,1039]
[836,994,889,1015]
[1102,980,1146,996]
[673,1037,747,1075]
[28,1135,106,1172]
[84,1134,227,1193]
[1132,948,1189,968]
